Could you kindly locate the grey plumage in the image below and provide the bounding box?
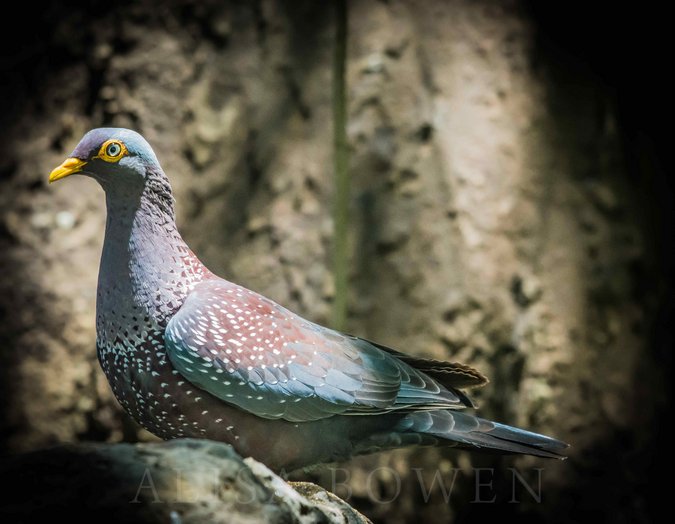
[49,128,569,471]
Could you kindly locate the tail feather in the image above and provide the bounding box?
[356,410,569,459]
[422,410,568,458]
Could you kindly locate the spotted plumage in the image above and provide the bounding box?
[50,128,568,471]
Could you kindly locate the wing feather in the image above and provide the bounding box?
[165,279,471,422]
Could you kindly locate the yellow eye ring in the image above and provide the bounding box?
[95,139,128,163]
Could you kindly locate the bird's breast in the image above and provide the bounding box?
[95,312,245,444]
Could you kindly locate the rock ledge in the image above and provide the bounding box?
[0,439,370,524]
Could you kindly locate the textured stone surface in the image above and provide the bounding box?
[0,439,370,524]
[0,1,667,523]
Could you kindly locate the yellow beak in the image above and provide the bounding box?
[49,157,88,183]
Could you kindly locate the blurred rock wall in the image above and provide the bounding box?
[0,1,668,523]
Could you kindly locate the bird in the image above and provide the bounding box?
[49,128,568,472]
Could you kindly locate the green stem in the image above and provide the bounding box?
[331,0,349,331]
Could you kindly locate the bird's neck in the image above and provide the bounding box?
[97,184,209,329]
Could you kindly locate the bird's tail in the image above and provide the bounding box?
[356,410,569,459]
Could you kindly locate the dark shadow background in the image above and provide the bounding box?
[525,1,673,520]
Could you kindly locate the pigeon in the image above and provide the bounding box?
[49,128,568,471]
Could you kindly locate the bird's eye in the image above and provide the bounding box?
[96,140,128,163]
[106,142,122,157]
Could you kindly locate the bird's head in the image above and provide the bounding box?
[49,128,167,194]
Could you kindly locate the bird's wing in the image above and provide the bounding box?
[364,340,488,389]
[164,279,468,422]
